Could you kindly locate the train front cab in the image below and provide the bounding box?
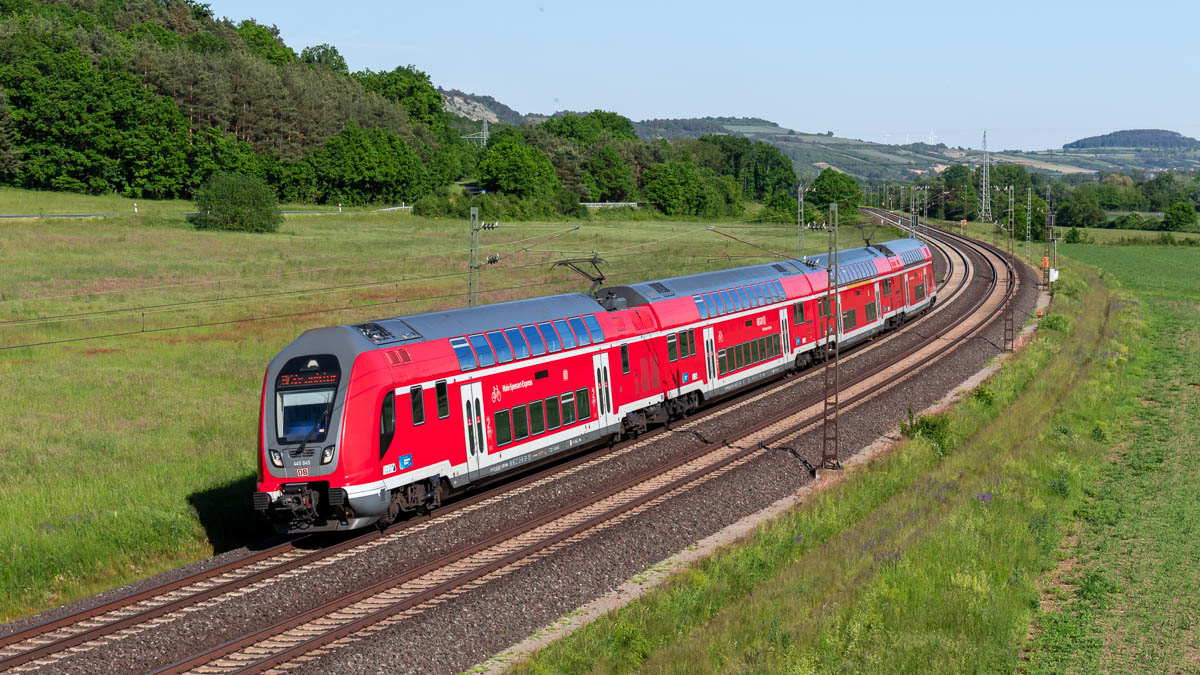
[253,330,393,533]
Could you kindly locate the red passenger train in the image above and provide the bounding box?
[253,238,936,532]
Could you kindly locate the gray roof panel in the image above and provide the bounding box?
[349,293,606,346]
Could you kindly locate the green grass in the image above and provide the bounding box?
[1024,245,1200,672]
[510,250,1142,672]
[0,186,882,621]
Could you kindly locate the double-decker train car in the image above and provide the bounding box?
[253,238,935,533]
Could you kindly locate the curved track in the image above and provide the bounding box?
[0,221,1012,673]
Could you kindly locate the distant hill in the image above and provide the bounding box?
[636,117,785,140]
[1064,129,1200,150]
[439,88,527,126]
[440,88,1200,179]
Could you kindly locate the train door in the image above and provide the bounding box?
[459,381,485,475]
[778,308,789,356]
[702,326,716,385]
[592,353,615,429]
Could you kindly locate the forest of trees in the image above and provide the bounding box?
[0,0,811,221]
[1064,129,1200,150]
[875,162,1200,239]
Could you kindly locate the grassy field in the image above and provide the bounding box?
[511,246,1145,672]
[1024,245,1200,671]
[0,186,882,622]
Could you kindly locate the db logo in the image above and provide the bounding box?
[562,369,568,381]
[717,330,724,343]
[491,385,501,403]
[296,467,309,477]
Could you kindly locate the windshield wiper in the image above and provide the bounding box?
[295,399,334,457]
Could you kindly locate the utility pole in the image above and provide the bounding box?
[797,180,810,256]
[1004,203,1016,352]
[980,130,992,221]
[468,207,479,306]
[1026,187,1032,262]
[821,202,841,471]
[467,207,498,306]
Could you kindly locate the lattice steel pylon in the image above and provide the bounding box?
[979,130,992,221]
[821,203,842,471]
[461,118,490,147]
[468,207,480,306]
[1003,212,1016,352]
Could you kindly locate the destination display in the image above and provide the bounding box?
[278,371,338,388]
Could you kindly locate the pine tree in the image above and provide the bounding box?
[0,88,21,181]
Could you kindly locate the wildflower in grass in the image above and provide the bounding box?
[976,491,993,505]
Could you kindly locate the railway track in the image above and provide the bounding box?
[0,221,1008,673]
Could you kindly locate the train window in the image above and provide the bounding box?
[751,339,760,363]
[735,343,745,369]
[561,392,576,425]
[843,309,857,331]
[583,315,605,343]
[546,396,561,430]
[792,302,804,325]
[758,337,767,360]
[522,325,547,356]
[553,320,576,349]
[539,322,562,352]
[711,292,726,315]
[667,334,678,362]
[505,328,530,360]
[449,337,477,372]
[436,381,449,419]
[775,335,783,356]
[688,329,697,356]
[751,285,764,306]
[465,402,476,456]
[717,349,727,375]
[866,302,877,323]
[693,295,708,319]
[487,331,513,363]
[719,290,735,313]
[702,294,718,317]
[771,281,783,302]
[567,317,591,347]
[575,388,590,421]
[410,386,425,426]
[529,400,545,435]
[731,288,745,311]
[379,392,395,459]
[495,409,512,447]
[914,283,925,301]
[468,334,495,367]
[621,345,629,374]
[513,404,529,441]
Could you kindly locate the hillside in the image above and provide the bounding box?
[1064,129,1200,150]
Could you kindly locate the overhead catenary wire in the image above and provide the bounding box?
[0,226,576,307]
[0,227,585,329]
[0,257,732,352]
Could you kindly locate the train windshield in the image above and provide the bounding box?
[277,389,335,443]
[274,354,340,444]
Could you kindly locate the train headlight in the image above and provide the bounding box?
[321,445,335,465]
[269,449,284,468]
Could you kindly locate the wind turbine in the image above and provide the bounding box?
[928,129,938,145]
[882,130,891,145]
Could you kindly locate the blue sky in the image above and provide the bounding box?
[205,1,1200,151]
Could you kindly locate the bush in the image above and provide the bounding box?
[191,172,282,233]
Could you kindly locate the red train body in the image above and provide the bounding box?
[253,238,936,532]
